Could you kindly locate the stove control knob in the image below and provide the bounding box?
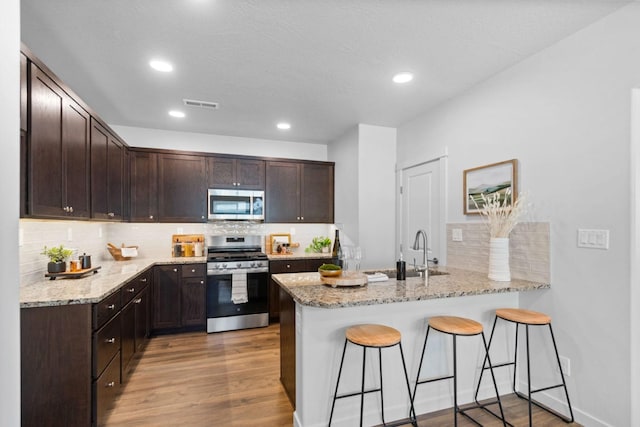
[221,264,227,269]
[251,262,257,268]
[237,263,242,268]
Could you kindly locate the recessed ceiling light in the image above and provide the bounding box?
[150,60,173,72]
[169,110,185,118]
[392,72,414,84]
[277,122,291,130]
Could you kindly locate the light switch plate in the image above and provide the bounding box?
[577,229,609,249]
[452,228,463,242]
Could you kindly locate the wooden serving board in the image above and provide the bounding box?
[45,266,101,280]
[321,272,368,288]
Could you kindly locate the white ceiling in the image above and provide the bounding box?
[21,0,631,145]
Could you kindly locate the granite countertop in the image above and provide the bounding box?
[20,257,207,308]
[272,267,550,309]
[267,252,333,261]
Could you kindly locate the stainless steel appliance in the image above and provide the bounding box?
[207,189,265,221]
[206,235,269,333]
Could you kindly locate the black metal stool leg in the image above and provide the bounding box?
[512,322,519,394]
[329,339,348,427]
[453,334,458,427]
[474,315,499,403]
[398,343,417,426]
[526,324,532,427]
[482,331,508,427]
[411,325,431,420]
[378,347,385,425]
[360,346,366,427]
[548,324,575,422]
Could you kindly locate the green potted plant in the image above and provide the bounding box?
[42,245,74,273]
[305,236,332,253]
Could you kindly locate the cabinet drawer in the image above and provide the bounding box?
[121,269,152,305]
[93,350,121,427]
[93,290,121,330]
[269,259,307,274]
[306,258,329,271]
[93,314,121,378]
[181,263,205,278]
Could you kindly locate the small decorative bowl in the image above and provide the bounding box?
[318,268,342,278]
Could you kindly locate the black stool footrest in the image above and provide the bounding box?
[416,374,454,385]
[481,360,514,370]
[335,387,381,400]
[514,391,574,423]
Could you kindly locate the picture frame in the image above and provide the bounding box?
[463,159,518,215]
[269,233,291,254]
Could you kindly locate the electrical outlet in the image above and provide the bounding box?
[452,228,463,242]
[558,355,571,377]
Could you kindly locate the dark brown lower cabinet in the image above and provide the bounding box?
[269,258,328,321]
[20,268,152,427]
[153,263,206,332]
[279,286,296,407]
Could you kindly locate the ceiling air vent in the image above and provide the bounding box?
[183,99,220,110]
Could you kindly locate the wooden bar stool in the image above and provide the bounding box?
[328,324,416,427]
[474,308,574,426]
[412,316,507,427]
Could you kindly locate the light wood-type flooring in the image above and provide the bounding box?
[106,324,580,427]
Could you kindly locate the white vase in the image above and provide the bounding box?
[488,237,511,281]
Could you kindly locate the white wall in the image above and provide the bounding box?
[328,124,397,269]
[397,4,640,425]
[358,124,397,269]
[0,0,22,424]
[111,125,328,161]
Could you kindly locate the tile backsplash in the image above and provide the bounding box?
[19,219,333,285]
[446,222,550,282]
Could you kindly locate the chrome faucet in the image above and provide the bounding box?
[412,229,429,280]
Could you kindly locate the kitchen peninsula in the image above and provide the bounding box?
[273,268,549,427]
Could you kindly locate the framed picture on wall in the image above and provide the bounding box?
[463,159,518,215]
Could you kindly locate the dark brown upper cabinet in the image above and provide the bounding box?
[206,156,265,190]
[20,53,27,132]
[28,63,91,219]
[91,119,124,221]
[129,150,158,222]
[265,161,334,223]
[158,153,206,222]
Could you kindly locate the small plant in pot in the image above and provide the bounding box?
[305,236,332,253]
[42,245,74,273]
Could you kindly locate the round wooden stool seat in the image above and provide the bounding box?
[345,324,401,347]
[428,316,483,336]
[496,308,551,325]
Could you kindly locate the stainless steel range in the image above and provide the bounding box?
[206,235,269,333]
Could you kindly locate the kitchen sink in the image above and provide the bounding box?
[364,268,449,278]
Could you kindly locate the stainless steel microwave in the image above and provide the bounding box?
[207,189,265,221]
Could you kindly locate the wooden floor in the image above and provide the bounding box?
[106,324,579,427]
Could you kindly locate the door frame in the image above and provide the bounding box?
[396,155,448,266]
[630,88,640,427]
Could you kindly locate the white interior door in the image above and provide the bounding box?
[400,160,441,268]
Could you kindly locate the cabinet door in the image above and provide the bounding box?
[181,277,206,326]
[300,163,334,223]
[134,285,150,352]
[91,120,123,220]
[107,136,124,220]
[153,265,181,329]
[130,150,158,222]
[158,153,206,222]
[236,159,265,189]
[265,161,300,223]
[62,99,91,218]
[269,260,307,320]
[29,64,68,217]
[30,64,90,219]
[121,301,135,372]
[206,156,235,188]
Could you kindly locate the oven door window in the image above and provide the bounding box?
[207,272,268,318]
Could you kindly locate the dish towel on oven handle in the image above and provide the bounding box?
[231,270,249,304]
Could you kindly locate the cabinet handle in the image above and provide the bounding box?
[108,212,115,218]
[106,381,115,388]
[62,206,68,212]
[134,298,142,304]
[149,215,154,220]
[105,337,116,344]
[286,264,291,268]
[127,287,135,293]
[140,278,147,283]
[301,216,304,220]
[201,215,205,219]
[107,304,116,310]
[200,280,204,284]
[69,206,74,213]
[173,268,178,272]
[191,269,196,273]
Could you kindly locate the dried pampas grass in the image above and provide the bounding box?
[471,189,527,238]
